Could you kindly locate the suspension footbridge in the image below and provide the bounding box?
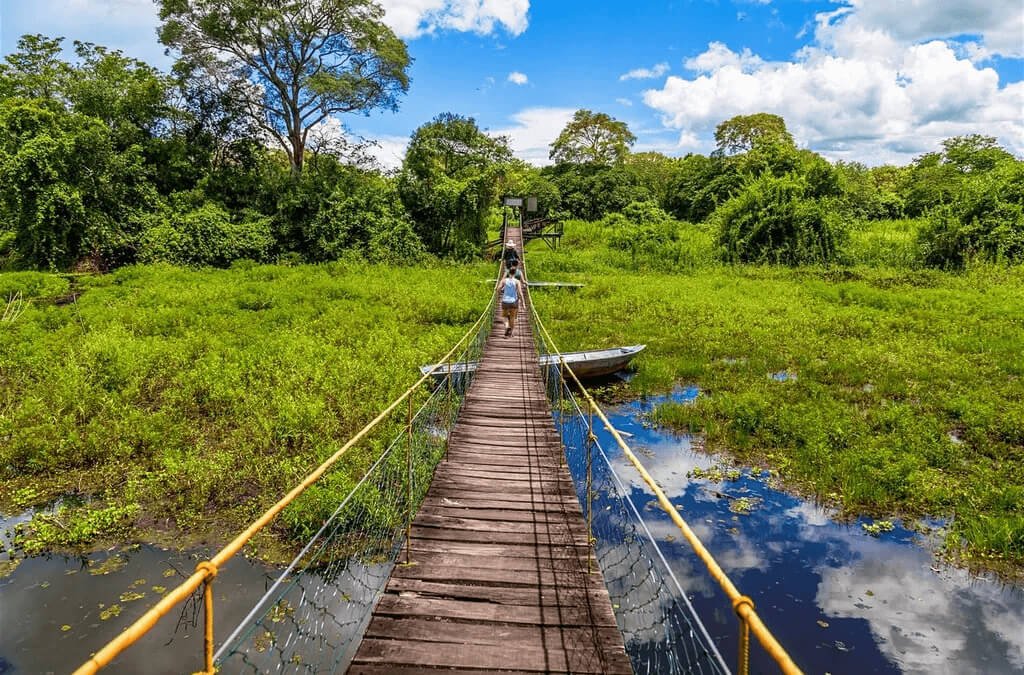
[349,228,630,673]
[73,228,800,675]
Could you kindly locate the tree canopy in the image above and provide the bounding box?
[398,113,512,256]
[714,113,794,156]
[157,0,411,173]
[549,109,636,165]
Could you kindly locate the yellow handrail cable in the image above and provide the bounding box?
[74,294,495,675]
[530,306,803,675]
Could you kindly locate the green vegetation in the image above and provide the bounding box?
[0,2,1021,579]
[528,221,1024,571]
[0,261,487,556]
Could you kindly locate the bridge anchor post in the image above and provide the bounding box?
[194,561,218,675]
[586,402,595,574]
[445,356,452,462]
[405,395,413,565]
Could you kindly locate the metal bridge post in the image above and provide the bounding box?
[405,395,413,565]
[446,356,453,462]
[586,401,594,574]
[738,616,751,675]
[194,561,218,675]
[557,369,564,464]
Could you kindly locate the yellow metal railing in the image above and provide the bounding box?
[531,307,803,675]
[73,298,495,675]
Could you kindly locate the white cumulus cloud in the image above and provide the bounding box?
[507,71,528,85]
[364,134,411,171]
[490,107,576,165]
[619,62,670,81]
[684,41,763,73]
[831,0,1024,58]
[642,1,1024,165]
[377,0,530,39]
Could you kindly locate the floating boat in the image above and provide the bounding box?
[420,345,645,381]
[526,281,584,290]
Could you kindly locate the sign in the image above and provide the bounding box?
[526,196,538,212]
[503,196,523,207]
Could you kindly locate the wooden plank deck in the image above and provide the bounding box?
[349,229,631,674]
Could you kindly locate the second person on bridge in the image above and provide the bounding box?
[499,264,524,338]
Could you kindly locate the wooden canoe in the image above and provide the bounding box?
[421,345,645,381]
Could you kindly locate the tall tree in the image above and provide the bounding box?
[0,34,68,100]
[398,113,512,255]
[549,109,636,165]
[714,113,794,156]
[157,0,411,174]
[940,134,1013,174]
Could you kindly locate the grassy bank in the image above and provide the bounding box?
[0,260,490,558]
[528,220,1024,574]
[3,219,1022,575]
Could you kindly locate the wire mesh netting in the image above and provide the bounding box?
[530,313,731,675]
[214,302,494,674]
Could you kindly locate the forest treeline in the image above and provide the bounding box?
[0,1,1021,272]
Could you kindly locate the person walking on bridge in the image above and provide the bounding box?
[503,239,519,268]
[499,265,524,338]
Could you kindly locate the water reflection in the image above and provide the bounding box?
[0,537,279,674]
[588,389,1024,675]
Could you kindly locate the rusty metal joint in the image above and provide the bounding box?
[195,561,218,580]
[732,595,754,617]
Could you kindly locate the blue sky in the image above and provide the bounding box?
[3,0,1022,167]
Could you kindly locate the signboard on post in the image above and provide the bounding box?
[527,197,538,212]
[503,196,523,207]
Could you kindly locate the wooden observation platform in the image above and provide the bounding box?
[349,228,630,673]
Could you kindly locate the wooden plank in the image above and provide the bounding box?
[350,666,536,675]
[410,525,590,547]
[407,539,592,560]
[390,562,595,588]
[414,513,580,533]
[393,550,589,573]
[363,616,628,653]
[371,595,618,628]
[352,637,620,673]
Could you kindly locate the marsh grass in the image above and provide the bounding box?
[528,220,1024,572]
[845,218,925,268]
[0,260,490,556]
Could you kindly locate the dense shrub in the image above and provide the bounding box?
[543,163,651,221]
[604,201,715,271]
[366,218,427,264]
[665,154,743,223]
[715,173,846,265]
[138,203,273,266]
[306,174,422,262]
[0,98,156,269]
[918,161,1024,268]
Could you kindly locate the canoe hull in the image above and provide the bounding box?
[421,345,645,381]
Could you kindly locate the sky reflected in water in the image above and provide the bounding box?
[595,388,1024,675]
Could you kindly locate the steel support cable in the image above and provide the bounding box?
[74,293,497,675]
[530,308,803,675]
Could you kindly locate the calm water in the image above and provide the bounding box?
[0,537,278,674]
[3,388,1023,674]
[592,388,1024,675]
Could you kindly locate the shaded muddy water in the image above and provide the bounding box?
[0,537,278,674]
